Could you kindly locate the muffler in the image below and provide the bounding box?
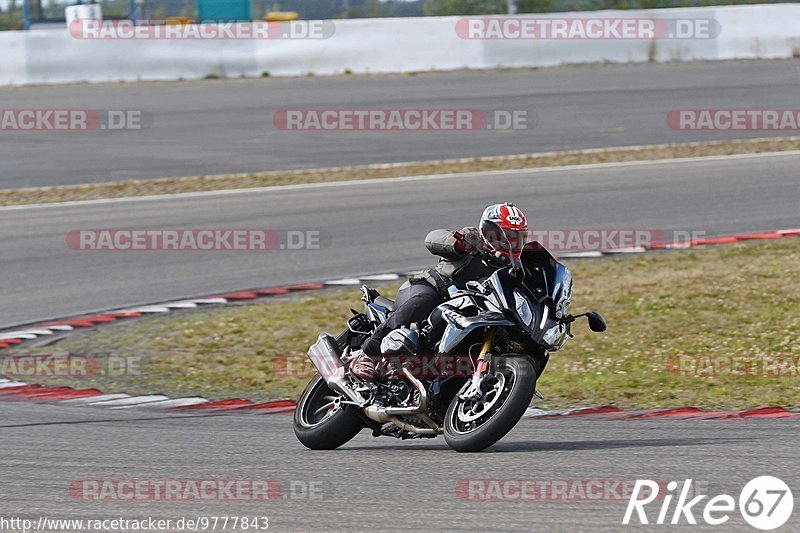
[307,334,366,405]
[308,334,439,434]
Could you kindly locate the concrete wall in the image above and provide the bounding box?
[1,4,799,86]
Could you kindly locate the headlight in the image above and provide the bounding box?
[555,268,573,319]
[543,323,568,349]
[561,269,572,301]
[514,290,534,327]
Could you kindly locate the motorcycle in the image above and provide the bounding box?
[293,220,606,452]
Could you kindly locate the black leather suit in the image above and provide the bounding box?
[361,227,507,355]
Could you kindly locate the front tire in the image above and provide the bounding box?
[444,356,536,452]
[293,374,363,450]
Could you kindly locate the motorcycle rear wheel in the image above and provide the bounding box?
[293,374,364,450]
[444,356,536,452]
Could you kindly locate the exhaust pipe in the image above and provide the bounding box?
[363,367,427,422]
[307,334,366,405]
[327,367,367,405]
[363,368,441,434]
[308,334,439,434]
[388,415,440,435]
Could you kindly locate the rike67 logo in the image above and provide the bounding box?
[623,477,793,530]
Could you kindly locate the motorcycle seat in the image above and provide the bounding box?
[373,295,396,312]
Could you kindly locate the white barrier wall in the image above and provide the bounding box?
[1,30,27,85]
[1,4,799,86]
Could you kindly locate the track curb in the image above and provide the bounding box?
[0,379,795,420]
[2,228,798,351]
[523,405,799,420]
[1,228,798,417]
[0,379,296,414]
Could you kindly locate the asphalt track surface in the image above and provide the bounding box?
[2,61,800,532]
[2,60,800,188]
[1,151,799,329]
[0,403,798,531]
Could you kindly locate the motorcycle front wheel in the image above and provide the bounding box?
[444,356,536,452]
[293,374,364,450]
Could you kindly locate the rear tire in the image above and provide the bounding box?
[293,375,363,450]
[444,356,536,452]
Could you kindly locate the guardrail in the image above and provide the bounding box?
[1,4,799,86]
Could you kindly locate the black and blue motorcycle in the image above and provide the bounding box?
[294,220,606,452]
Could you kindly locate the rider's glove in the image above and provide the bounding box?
[453,227,487,254]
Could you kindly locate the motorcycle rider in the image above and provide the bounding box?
[349,203,529,380]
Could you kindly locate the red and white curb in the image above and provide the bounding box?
[0,228,798,418]
[555,227,800,258]
[0,378,296,414]
[2,229,798,352]
[1,379,795,421]
[0,279,409,351]
[524,405,799,420]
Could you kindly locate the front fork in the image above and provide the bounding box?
[459,326,496,400]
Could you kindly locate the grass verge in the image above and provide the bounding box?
[2,137,799,207]
[12,238,800,409]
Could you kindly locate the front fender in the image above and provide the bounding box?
[438,310,513,354]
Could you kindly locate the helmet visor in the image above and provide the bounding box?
[480,220,529,254]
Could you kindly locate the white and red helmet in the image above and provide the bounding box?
[480,203,529,257]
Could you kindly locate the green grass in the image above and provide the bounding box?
[15,238,800,409]
[1,137,799,207]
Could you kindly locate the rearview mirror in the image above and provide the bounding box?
[480,219,521,272]
[479,219,511,251]
[586,312,607,332]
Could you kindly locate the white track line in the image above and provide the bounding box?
[107,397,209,409]
[163,301,200,309]
[0,381,27,388]
[524,408,550,418]
[16,328,55,335]
[359,274,401,281]
[80,395,169,407]
[191,298,229,304]
[120,306,171,313]
[558,251,604,258]
[604,246,648,254]
[0,332,39,340]
[60,393,131,404]
[324,278,363,285]
[2,150,799,212]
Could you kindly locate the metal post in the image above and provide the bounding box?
[506,0,517,15]
[22,0,30,30]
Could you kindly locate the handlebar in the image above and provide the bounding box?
[477,250,509,268]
